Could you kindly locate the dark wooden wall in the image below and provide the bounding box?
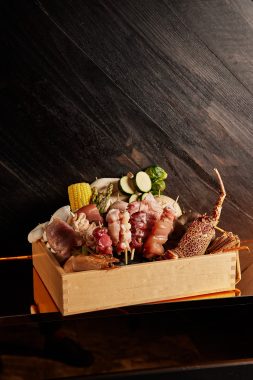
[1,0,253,254]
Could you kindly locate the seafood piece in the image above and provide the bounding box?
[76,204,103,224]
[46,218,83,263]
[64,254,119,272]
[165,169,226,259]
[143,207,176,259]
[206,231,240,254]
[93,226,113,255]
[165,211,202,250]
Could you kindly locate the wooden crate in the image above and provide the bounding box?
[32,241,241,316]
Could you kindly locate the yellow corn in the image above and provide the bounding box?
[68,182,92,212]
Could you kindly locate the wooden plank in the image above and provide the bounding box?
[0,0,195,252]
[170,0,253,94]
[22,0,253,238]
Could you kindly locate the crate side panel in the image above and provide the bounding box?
[32,241,64,313]
[33,268,59,313]
[63,251,237,315]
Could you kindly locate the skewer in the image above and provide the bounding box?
[173,195,179,206]
[125,249,128,265]
[0,255,32,261]
[172,196,179,212]
[131,248,135,261]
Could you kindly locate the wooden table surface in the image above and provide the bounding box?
[2,258,253,379]
[1,0,253,255]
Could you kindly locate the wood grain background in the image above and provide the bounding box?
[1,0,253,254]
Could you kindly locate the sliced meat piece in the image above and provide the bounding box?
[46,218,82,263]
[76,204,103,223]
[143,208,175,259]
[93,227,113,255]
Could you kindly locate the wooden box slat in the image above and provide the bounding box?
[32,241,241,316]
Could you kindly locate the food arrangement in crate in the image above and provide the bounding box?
[29,166,242,315]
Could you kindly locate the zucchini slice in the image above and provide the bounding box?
[140,192,149,200]
[135,171,152,193]
[119,176,136,195]
[129,193,139,203]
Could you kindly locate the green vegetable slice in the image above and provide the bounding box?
[135,171,152,193]
[129,193,139,203]
[140,192,149,200]
[119,176,136,195]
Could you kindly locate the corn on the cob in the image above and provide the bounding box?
[68,182,92,212]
